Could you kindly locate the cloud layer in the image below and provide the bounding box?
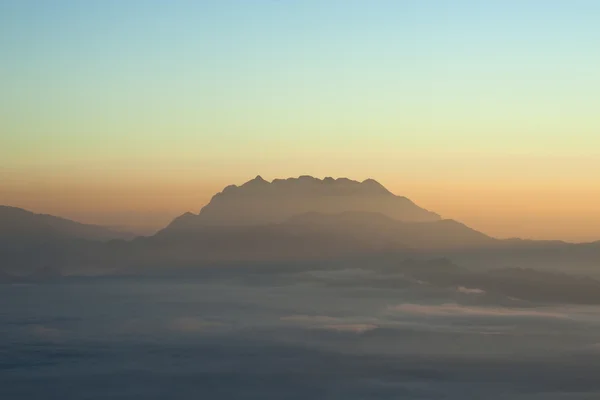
[388,303,567,319]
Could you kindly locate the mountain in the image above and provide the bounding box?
[0,206,135,242]
[139,175,600,272]
[2,177,599,276]
[139,177,486,267]
[285,211,495,250]
[165,176,440,232]
[0,206,135,275]
[128,211,495,269]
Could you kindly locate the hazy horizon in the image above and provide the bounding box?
[2,173,599,243]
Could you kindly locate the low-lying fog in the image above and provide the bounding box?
[2,260,600,399]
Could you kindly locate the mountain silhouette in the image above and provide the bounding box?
[0,206,134,275]
[165,176,440,232]
[284,211,495,249]
[117,177,600,271]
[137,196,494,267]
[146,211,493,264]
[0,206,134,242]
[1,177,599,277]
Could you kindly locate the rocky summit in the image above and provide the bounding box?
[165,175,440,231]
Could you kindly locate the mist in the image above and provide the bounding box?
[3,267,600,399]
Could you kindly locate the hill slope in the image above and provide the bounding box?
[0,206,134,275]
[0,206,134,243]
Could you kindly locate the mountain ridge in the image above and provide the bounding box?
[164,175,440,232]
[2,176,600,276]
[0,205,135,242]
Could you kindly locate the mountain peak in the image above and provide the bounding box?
[232,175,396,196]
[252,175,267,183]
[237,175,392,191]
[361,178,391,194]
[161,175,441,231]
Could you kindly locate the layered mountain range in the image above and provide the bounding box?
[145,176,493,264]
[1,176,599,276]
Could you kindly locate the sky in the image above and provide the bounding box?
[1,0,600,240]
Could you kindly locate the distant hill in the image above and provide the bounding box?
[0,206,135,275]
[0,206,135,243]
[165,176,440,231]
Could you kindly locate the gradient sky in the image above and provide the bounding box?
[1,0,600,240]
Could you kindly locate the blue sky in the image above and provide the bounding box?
[2,0,599,155]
